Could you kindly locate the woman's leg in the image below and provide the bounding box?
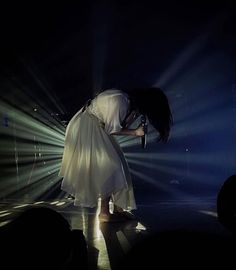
[100,197,111,216]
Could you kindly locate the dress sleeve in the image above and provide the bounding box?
[104,94,130,134]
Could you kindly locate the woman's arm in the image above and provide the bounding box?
[111,125,144,136]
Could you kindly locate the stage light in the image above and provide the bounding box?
[0,85,66,202]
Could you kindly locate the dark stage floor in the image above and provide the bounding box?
[0,197,233,269]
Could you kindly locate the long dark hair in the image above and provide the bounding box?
[128,87,173,143]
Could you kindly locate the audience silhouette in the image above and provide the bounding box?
[119,229,235,269]
[0,206,88,269]
[217,174,236,234]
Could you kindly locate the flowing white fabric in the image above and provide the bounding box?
[59,89,137,210]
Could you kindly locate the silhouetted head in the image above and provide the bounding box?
[1,207,73,269]
[217,174,236,234]
[127,87,173,143]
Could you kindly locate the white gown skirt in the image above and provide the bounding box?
[59,110,137,210]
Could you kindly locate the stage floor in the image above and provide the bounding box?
[0,197,232,269]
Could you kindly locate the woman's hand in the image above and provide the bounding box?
[135,124,145,136]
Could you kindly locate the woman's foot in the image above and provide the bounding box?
[113,205,136,220]
[98,213,127,223]
[113,211,136,220]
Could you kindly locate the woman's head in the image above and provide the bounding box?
[128,87,173,143]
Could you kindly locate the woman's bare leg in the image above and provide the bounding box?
[100,197,111,216]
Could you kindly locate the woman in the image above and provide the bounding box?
[59,87,172,222]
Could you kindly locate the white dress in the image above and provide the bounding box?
[59,89,137,210]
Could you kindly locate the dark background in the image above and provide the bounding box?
[0,1,236,202]
[1,1,235,115]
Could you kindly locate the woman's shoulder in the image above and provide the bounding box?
[98,88,129,99]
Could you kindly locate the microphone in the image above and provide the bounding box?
[141,115,148,148]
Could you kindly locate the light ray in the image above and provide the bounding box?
[0,82,66,202]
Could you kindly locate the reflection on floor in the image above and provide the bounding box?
[0,197,232,270]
